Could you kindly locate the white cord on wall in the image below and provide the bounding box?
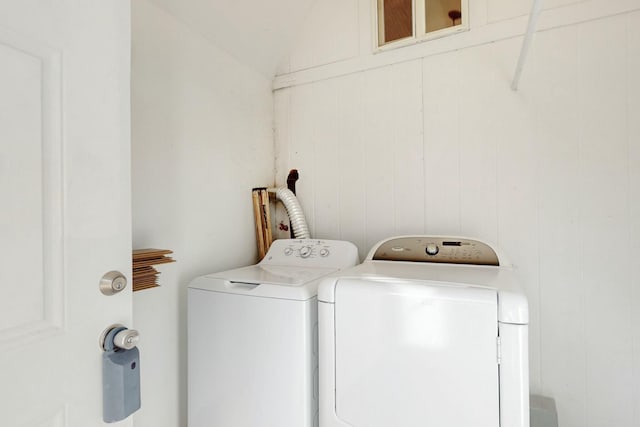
[512,0,544,91]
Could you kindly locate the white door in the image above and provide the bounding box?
[0,1,132,426]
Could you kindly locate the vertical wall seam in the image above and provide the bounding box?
[420,58,427,233]
[363,74,369,249]
[457,52,462,234]
[391,68,397,234]
[576,23,588,427]
[625,13,637,425]
[311,85,317,238]
[494,56,500,247]
[337,82,343,240]
[531,37,543,394]
[359,73,366,253]
[272,88,278,185]
[529,35,543,394]
[287,90,292,185]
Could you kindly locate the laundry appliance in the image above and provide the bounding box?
[188,239,359,427]
[318,236,529,427]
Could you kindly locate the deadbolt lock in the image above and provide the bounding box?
[100,271,128,296]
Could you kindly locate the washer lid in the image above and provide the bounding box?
[188,264,337,301]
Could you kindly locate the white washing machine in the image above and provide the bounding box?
[318,236,529,427]
[188,239,359,427]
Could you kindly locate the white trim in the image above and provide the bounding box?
[415,0,425,40]
[461,0,470,29]
[376,0,386,47]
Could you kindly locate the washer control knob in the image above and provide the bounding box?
[284,247,293,256]
[299,246,312,258]
[319,248,330,257]
[425,244,439,256]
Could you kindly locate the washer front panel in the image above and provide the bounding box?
[188,289,317,427]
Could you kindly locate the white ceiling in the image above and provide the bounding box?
[148,0,317,77]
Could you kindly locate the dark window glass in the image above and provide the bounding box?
[379,0,413,45]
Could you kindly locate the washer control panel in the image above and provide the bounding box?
[371,236,499,266]
[261,239,358,269]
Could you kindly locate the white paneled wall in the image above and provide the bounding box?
[486,0,584,23]
[277,0,360,74]
[275,11,640,427]
[131,2,274,427]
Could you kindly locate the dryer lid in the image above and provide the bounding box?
[318,261,528,324]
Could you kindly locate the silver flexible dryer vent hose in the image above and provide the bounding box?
[270,187,311,239]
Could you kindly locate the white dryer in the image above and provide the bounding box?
[188,239,359,427]
[318,236,529,427]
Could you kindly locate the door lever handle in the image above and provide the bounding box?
[100,324,140,351]
[113,328,139,350]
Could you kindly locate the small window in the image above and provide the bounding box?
[377,0,414,45]
[376,0,468,49]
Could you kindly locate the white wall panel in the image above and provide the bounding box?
[486,0,586,24]
[531,25,586,427]
[275,11,640,427]
[336,74,368,257]
[457,44,499,242]
[273,89,293,241]
[577,15,633,427]
[423,53,462,235]
[289,84,318,235]
[281,0,360,74]
[489,38,541,393]
[389,63,425,236]
[311,78,343,238]
[149,0,316,76]
[361,62,424,251]
[360,66,397,251]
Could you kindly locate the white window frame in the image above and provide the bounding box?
[374,0,469,52]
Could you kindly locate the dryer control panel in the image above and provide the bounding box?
[370,236,499,266]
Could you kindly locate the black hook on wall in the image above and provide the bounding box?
[286,169,299,238]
